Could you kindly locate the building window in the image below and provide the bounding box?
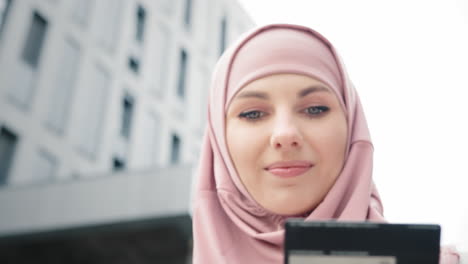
[0,126,18,186]
[0,0,12,39]
[45,38,80,134]
[70,0,93,28]
[75,64,109,159]
[177,49,188,99]
[33,149,57,183]
[96,0,123,53]
[170,134,180,164]
[135,4,146,43]
[183,0,192,28]
[22,11,48,68]
[121,94,134,139]
[219,16,227,56]
[128,56,140,74]
[112,157,125,171]
[153,25,171,98]
[146,113,160,167]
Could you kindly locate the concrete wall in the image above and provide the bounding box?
[0,165,192,236]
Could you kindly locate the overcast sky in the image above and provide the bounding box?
[237,0,468,247]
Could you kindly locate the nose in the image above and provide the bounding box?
[270,115,303,151]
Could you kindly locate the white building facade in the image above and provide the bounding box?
[0,0,253,185]
[0,0,254,234]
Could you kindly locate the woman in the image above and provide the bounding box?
[191,24,460,264]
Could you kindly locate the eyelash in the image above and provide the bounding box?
[238,106,330,121]
[304,106,330,116]
[238,110,265,120]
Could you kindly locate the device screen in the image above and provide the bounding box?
[284,220,440,264]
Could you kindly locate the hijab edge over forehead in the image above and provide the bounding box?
[224,67,346,114]
[223,24,348,107]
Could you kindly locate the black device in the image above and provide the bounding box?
[284,219,441,264]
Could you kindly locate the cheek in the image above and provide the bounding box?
[226,122,265,176]
[311,116,348,165]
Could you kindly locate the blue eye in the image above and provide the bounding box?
[305,106,329,115]
[239,110,264,120]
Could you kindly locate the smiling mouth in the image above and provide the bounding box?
[265,161,313,178]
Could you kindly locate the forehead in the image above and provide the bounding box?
[242,74,326,90]
[231,73,335,100]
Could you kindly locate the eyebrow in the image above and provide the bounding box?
[298,85,331,97]
[234,85,331,100]
[235,91,269,100]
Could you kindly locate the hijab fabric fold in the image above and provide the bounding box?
[192,24,459,264]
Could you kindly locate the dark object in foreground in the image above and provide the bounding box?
[285,219,440,264]
[0,214,192,264]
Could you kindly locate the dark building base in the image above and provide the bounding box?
[0,214,192,264]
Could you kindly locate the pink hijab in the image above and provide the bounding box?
[192,24,459,264]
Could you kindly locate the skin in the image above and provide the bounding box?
[226,73,348,216]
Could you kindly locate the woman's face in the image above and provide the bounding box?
[226,73,347,216]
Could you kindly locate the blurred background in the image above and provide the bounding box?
[0,0,467,263]
[0,0,254,262]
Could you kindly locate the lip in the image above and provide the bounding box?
[264,160,314,178]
